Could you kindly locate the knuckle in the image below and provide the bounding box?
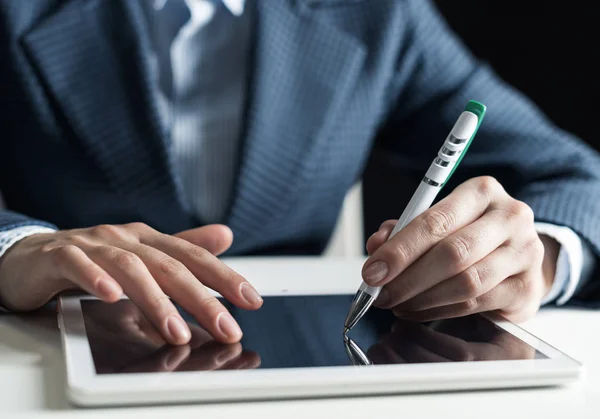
[40,243,57,255]
[187,245,211,262]
[508,200,535,223]
[54,244,80,260]
[90,224,128,241]
[126,222,147,230]
[462,298,479,313]
[475,176,502,199]
[95,245,115,256]
[62,233,89,247]
[113,251,142,269]
[459,266,482,298]
[422,209,455,238]
[125,222,153,234]
[442,236,471,270]
[156,257,185,277]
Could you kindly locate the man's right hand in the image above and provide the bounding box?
[0,223,262,345]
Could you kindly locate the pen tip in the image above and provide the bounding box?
[343,327,350,335]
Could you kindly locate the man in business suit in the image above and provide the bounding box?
[0,0,599,345]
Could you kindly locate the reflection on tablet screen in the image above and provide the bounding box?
[81,295,546,374]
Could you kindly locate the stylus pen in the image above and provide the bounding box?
[343,100,487,334]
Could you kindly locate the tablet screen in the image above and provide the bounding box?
[81,295,546,374]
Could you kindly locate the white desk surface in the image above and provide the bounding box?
[1,257,597,418]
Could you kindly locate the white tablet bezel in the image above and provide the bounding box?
[58,258,583,407]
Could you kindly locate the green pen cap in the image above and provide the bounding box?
[465,100,486,120]
[443,100,487,187]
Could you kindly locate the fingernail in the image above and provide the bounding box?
[166,316,191,342]
[97,280,122,299]
[375,287,390,306]
[217,313,242,340]
[363,261,389,285]
[240,283,263,305]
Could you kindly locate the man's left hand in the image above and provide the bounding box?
[363,176,560,322]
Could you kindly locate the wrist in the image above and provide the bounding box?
[0,230,55,283]
[0,231,57,311]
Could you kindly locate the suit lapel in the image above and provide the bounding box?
[226,0,366,250]
[22,0,193,233]
[21,0,366,244]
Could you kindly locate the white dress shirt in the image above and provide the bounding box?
[0,0,595,306]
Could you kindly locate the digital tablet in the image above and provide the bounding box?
[58,261,582,407]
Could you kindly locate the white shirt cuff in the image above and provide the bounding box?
[0,226,57,260]
[535,222,594,306]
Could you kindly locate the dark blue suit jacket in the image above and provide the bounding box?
[1,0,600,300]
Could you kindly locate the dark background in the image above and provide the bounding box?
[363,0,599,238]
[434,0,598,149]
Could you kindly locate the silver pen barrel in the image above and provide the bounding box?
[343,289,376,332]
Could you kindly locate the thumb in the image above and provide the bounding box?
[174,224,233,256]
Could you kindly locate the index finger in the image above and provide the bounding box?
[362,176,507,287]
[141,233,263,311]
